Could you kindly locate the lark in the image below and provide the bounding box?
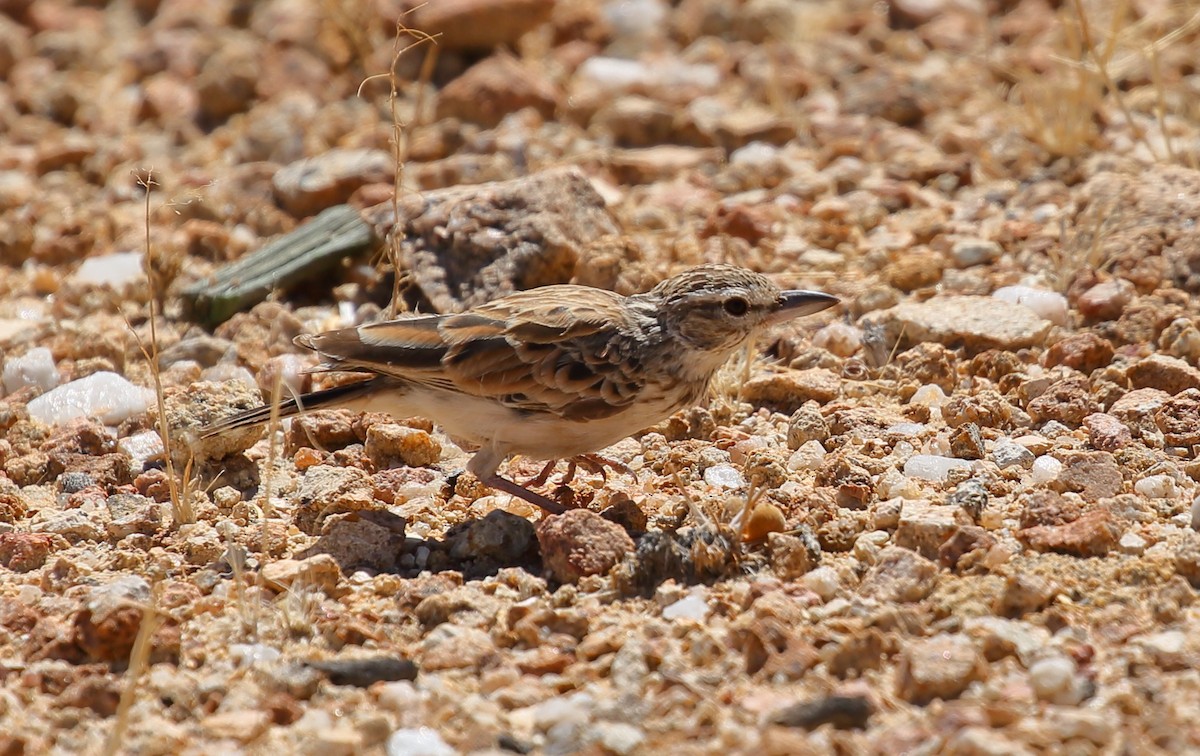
[202,264,838,514]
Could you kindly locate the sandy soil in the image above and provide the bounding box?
[2,0,1200,753]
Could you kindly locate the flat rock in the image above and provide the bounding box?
[895,633,986,704]
[1018,509,1123,557]
[608,145,724,185]
[260,554,343,594]
[1126,354,1200,395]
[273,148,393,217]
[741,368,841,411]
[859,296,1051,354]
[413,0,554,51]
[893,501,958,560]
[435,55,559,128]
[1049,451,1122,502]
[363,168,620,313]
[858,546,938,603]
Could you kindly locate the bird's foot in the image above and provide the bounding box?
[481,473,570,516]
[524,455,637,488]
[522,459,561,488]
[574,453,638,483]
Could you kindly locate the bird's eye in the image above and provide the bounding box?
[723,297,750,316]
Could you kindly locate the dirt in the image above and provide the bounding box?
[2,0,1200,753]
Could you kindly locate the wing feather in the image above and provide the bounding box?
[294,287,648,420]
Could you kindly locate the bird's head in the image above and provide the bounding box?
[650,264,839,358]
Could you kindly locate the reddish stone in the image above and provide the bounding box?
[1018,509,1123,557]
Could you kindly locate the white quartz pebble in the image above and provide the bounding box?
[2,346,58,395]
[993,285,1069,326]
[26,371,154,425]
[903,454,972,482]
[1029,455,1063,484]
[72,251,144,288]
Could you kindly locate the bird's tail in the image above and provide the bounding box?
[199,377,384,438]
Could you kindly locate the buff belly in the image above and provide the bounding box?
[336,383,688,461]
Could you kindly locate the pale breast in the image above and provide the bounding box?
[333,373,701,461]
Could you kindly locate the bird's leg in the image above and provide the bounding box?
[575,453,638,483]
[522,459,560,488]
[481,473,569,516]
[558,459,580,486]
[469,447,569,516]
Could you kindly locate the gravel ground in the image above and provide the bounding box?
[3,0,1200,753]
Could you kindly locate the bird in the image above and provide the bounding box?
[200,264,839,515]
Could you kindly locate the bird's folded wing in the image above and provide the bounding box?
[299,288,645,421]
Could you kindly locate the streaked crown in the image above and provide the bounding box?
[644,263,836,354]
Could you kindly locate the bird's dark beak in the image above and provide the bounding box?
[768,290,839,325]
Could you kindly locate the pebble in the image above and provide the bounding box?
[532,692,594,731]
[894,501,958,559]
[32,509,103,542]
[1018,509,1123,557]
[903,454,972,482]
[662,591,710,622]
[592,722,645,755]
[770,695,874,730]
[435,55,559,128]
[909,384,948,408]
[2,346,58,394]
[946,727,1031,755]
[306,656,418,687]
[365,424,442,468]
[26,371,154,425]
[604,0,668,44]
[1118,531,1148,556]
[1077,279,1134,321]
[1083,412,1131,452]
[229,643,281,667]
[445,509,536,563]
[203,710,270,743]
[1042,709,1116,745]
[273,148,394,217]
[1029,455,1062,484]
[1052,451,1122,502]
[1134,474,1177,499]
[703,463,745,489]
[71,251,144,288]
[306,513,407,572]
[786,440,827,471]
[858,546,938,603]
[1028,654,1085,704]
[991,285,1069,326]
[950,237,1001,268]
[1155,389,1200,446]
[964,616,1049,666]
[1135,629,1188,669]
[117,430,165,470]
[385,728,456,756]
[787,406,830,448]
[413,0,554,51]
[536,509,634,583]
[812,322,862,357]
[740,368,842,409]
[992,440,1034,469]
[895,633,985,704]
[769,529,821,579]
[578,56,719,95]
[259,554,343,593]
[1044,332,1114,373]
[803,565,842,601]
[861,296,1052,354]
